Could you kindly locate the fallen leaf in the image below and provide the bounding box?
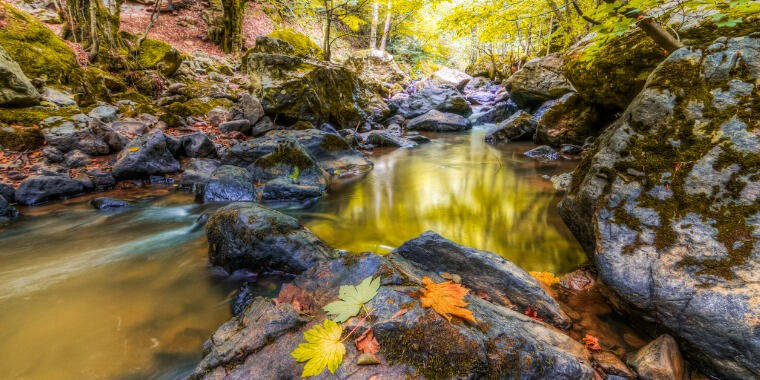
[129,147,139,152]
[357,353,380,365]
[524,307,543,322]
[419,276,476,322]
[323,276,380,322]
[291,319,346,377]
[355,329,380,355]
[529,271,559,287]
[582,334,602,352]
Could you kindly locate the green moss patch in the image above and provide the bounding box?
[268,28,323,59]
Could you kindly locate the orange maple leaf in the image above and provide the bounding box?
[582,334,602,352]
[355,329,380,355]
[419,276,476,322]
[524,307,543,322]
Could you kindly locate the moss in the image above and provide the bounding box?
[136,38,181,76]
[166,98,233,117]
[70,67,128,105]
[0,106,79,126]
[268,28,323,59]
[377,311,481,379]
[0,124,43,150]
[0,3,79,84]
[254,142,314,169]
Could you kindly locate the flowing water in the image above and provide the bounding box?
[0,128,586,379]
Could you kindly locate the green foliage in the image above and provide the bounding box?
[291,319,346,377]
[323,276,380,322]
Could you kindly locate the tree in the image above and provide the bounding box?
[370,1,379,49]
[63,0,126,62]
[378,0,391,51]
[213,0,249,53]
[309,0,368,61]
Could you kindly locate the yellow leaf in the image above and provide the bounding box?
[419,276,476,322]
[529,271,559,287]
[291,319,346,377]
[129,147,139,152]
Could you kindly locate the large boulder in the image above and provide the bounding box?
[0,45,40,107]
[92,119,150,152]
[393,231,571,328]
[506,53,574,108]
[42,118,110,156]
[533,92,603,147]
[344,49,410,98]
[14,174,85,205]
[406,109,471,132]
[248,140,329,202]
[193,245,595,379]
[430,67,472,91]
[205,202,335,273]
[200,165,255,203]
[111,130,180,180]
[559,36,760,379]
[484,110,536,144]
[136,38,181,76]
[474,99,519,124]
[388,85,472,119]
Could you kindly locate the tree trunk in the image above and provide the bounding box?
[217,0,246,53]
[370,1,379,50]
[379,0,391,51]
[637,17,683,53]
[65,0,124,61]
[322,0,332,61]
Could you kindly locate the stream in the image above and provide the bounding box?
[0,128,586,379]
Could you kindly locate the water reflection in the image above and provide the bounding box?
[302,129,586,273]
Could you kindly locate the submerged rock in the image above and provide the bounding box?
[14,175,84,205]
[474,99,519,124]
[484,110,536,144]
[206,202,335,273]
[524,145,560,160]
[90,197,131,210]
[559,36,760,379]
[406,109,471,132]
[111,130,181,180]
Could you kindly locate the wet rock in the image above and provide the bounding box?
[533,92,603,147]
[200,165,255,203]
[484,110,536,144]
[86,168,116,190]
[63,149,91,168]
[561,144,583,155]
[228,93,264,127]
[248,140,328,202]
[111,130,181,180]
[318,123,339,135]
[93,120,150,152]
[389,85,471,119]
[551,172,573,193]
[88,105,118,123]
[180,158,220,191]
[14,175,85,205]
[406,109,471,132]
[218,119,251,134]
[475,99,519,124]
[364,130,417,148]
[251,116,276,137]
[559,37,760,379]
[90,197,131,210]
[393,231,571,327]
[0,194,19,220]
[430,67,472,91]
[0,183,15,203]
[593,351,636,379]
[506,53,574,108]
[0,45,40,107]
[206,202,334,273]
[42,121,110,155]
[524,145,560,160]
[626,335,686,380]
[181,132,217,158]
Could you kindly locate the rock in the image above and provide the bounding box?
[560,144,583,155]
[86,168,115,190]
[626,335,686,380]
[42,146,64,163]
[228,93,265,127]
[364,130,417,148]
[506,53,574,108]
[93,120,150,152]
[90,197,131,210]
[393,231,571,328]
[265,28,323,59]
[206,202,334,273]
[63,149,91,168]
[475,99,519,124]
[559,37,760,379]
[592,351,636,379]
[0,45,40,106]
[207,107,228,128]
[430,67,472,91]
[0,194,19,220]
[248,140,329,202]
[14,175,85,205]
[200,165,255,203]
[0,124,44,151]
[251,116,276,137]
[344,49,410,98]
[525,145,560,160]
[42,120,109,155]
[533,92,603,147]
[137,38,182,77]
[181,132,217,158]
[389,85,471,118]
[318,123,339,135]
[484,110,536,144]
[251,35,297,56]
[180,158,220,191]
[111,130,180,180]
[218,119,251,134]
[0,183,15,202]
[88,105,118,123]
[550,172,573,193]
[406,109,471,132]
[41,87,76,106]
[193,249,594,379]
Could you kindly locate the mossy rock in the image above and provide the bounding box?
[136,38,182,76]
[0,106,79,126]
[70,67,128,106]
[268,28,323,59]
[0,3,79,84]
[166,97,233,118]
[0,123,43,150]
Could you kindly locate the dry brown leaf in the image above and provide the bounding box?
[355,329,380,355]
[419,276,476,322]
[582,334,602,352]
